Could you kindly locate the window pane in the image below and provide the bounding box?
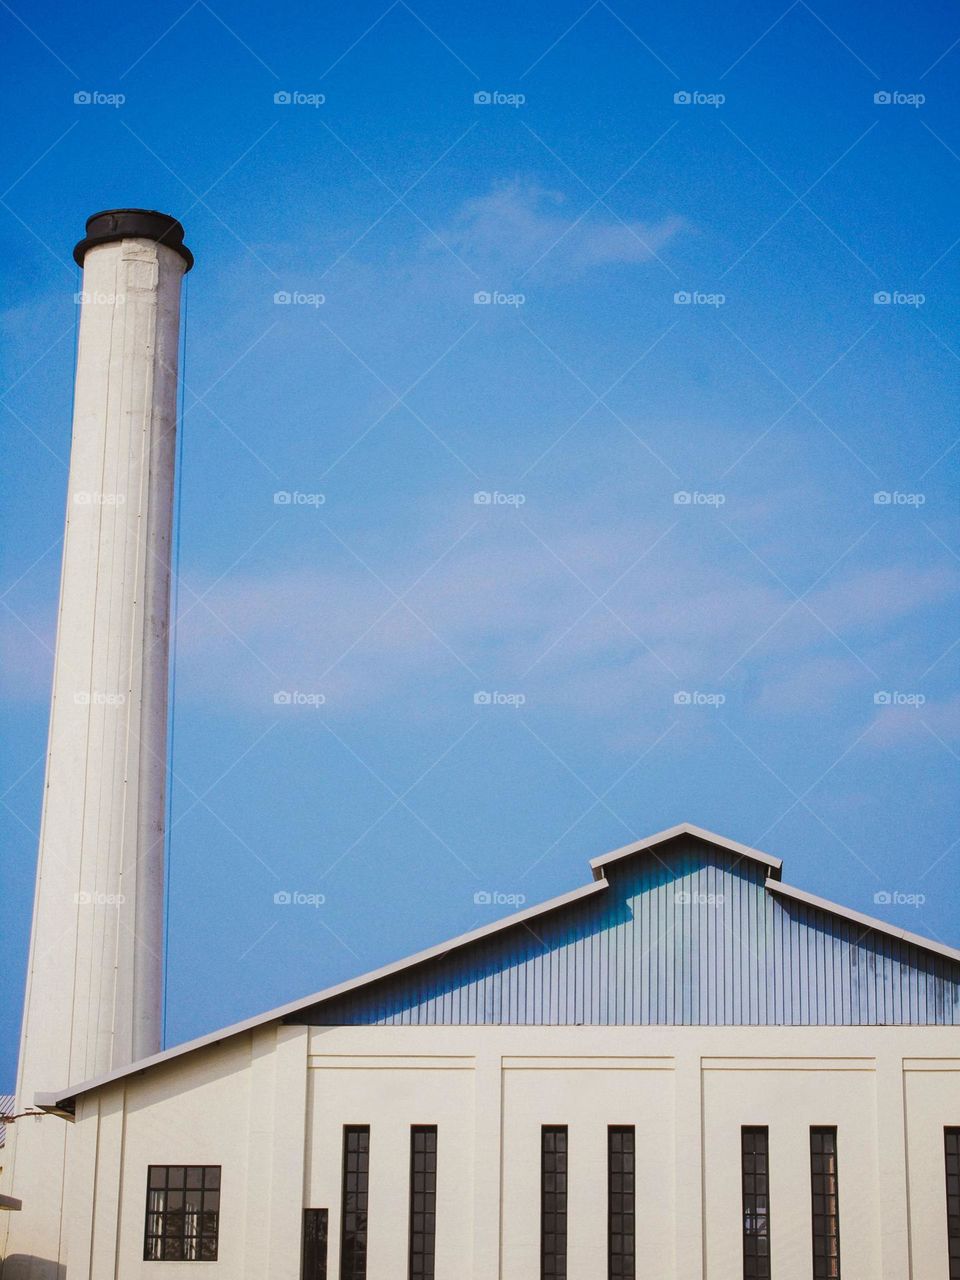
[741,1128,771,1280]
[341,1127,370,1280]
[810,1128,841,1279]
[541,1126,568,1279]
[303,1207,329,1280]
[947,1129,960,1280]
[409,1126,437,1280]
[143,1166,220,1262]
[608,1126,635,1280]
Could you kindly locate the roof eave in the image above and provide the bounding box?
[765,878,960,965]
[38,875,612,1111]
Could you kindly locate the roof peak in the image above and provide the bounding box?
[588,822,783,880]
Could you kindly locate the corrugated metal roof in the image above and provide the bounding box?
[300,835,960,1027]
[0,1094,13,1148]
[37,823,960,1111]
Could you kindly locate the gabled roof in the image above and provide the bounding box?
[35,822,960,1113]
[589,822,783,879]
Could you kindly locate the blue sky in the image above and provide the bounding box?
[1,0,958,1084]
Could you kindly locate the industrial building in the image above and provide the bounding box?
[1,212,958,1280]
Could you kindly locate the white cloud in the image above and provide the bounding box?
[171,499,958,732]
[433,180,685,279]
[868,694,960,747]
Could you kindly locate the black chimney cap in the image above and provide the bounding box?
[73,208,194,270]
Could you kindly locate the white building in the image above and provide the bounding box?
[1,213,959,1280]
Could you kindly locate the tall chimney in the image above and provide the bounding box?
[2,210,192,1277]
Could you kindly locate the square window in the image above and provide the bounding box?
[143,1167,219,1261]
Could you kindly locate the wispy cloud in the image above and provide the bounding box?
[166,493,958,735]
[432,180,685,279]
[869,694,960,746]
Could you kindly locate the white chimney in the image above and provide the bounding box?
[2,209,192,1277]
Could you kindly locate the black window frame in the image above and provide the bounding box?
[607,1125,636,1279]
[408,1125,437,1280]
[143,1165,220,1262]
[741,1126,770,1280]
[541,1124,568,1279]
[340,1125,370,1280]
[947,1127,960,1280]
[302,1207,329,1280]
[810,1126,841,1279]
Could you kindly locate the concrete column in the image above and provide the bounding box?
[674,1051,704,1279]
[2,210,191,1280]
[472,1047,503,1279]
[876,1051,911,1279]
[266,1027,309,1279]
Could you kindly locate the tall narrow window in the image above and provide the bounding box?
[143,1166,220,1261]
[541,1126,568,1279]
[302,1208,328,1280]
[608,1126,636,1279]
[340,1126,370,1280]
[810,1127,841,1278]
[741,1127,770,1280]
[946,1128,960,1280]
[409,1126,437,1279]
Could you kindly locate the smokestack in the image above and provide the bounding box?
[3,210,191,1276]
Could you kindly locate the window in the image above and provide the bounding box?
[409,1126,437,1279]
[947,1128,960,1280]
[541,1125,568,1279]
[741,1127,770,1280]
[608,1126,635,1279]
[143,1165,220,1261]
[810,1127,841,1278]
[302,1208,328,1280]
[340,1126,370,1280]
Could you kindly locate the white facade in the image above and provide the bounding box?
[38,1021,960,1278]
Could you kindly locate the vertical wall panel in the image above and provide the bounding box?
[297,836,960,1029]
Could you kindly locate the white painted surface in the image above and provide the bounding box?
[2,234,185,1279]
[33,1023,960,1279]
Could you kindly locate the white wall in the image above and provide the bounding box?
[501,1057,674,1278]
[57,1024,960,1279]
[905,1061,960,1279]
